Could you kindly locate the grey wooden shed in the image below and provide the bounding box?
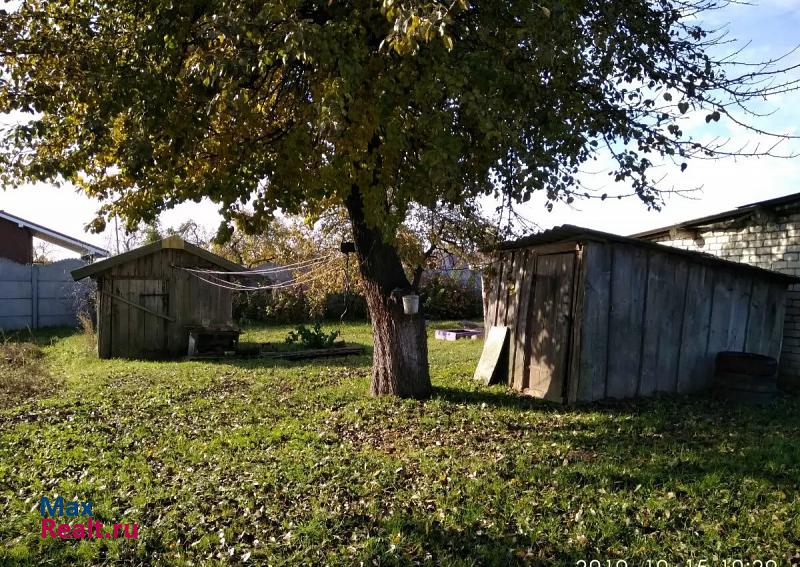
[72,236,243,359]
[481,225,798,403]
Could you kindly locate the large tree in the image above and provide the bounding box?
[0,0,795,397]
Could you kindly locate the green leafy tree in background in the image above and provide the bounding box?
[0,0,796,397]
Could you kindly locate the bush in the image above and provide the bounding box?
[265,288,310,323]
[420,273,482,320]
[234,287,311,324]
[232,290,272,324]
[234,288,369,324]
[323,292,369,321]
[284,323,341,349]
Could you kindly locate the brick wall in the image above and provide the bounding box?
[650,210,800,388]
[0,217,33,264]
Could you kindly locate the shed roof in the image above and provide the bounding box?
[495,224,800,284]
[0,210,109,258]
[631,191,800,239]
[71,235,243,280]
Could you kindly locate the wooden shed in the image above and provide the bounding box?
[481,225,799,403]
[72,236,243,359]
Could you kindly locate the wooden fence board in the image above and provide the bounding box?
[575,243,612,402]
[510,251,532,389]
[640,253,690,395]
[745,280,770,354]
[676,265,715,393]
[606,245,647,399]
[726,277,752,351]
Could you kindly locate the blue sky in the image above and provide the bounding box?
[515,0,800,233]
[1,0,799,257]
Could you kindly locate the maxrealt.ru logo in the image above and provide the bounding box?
[40,496,138,540]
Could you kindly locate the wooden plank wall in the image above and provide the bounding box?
[574,241,789,401]
[526,252,577,401]
[482,250,528,388]
[98,248,234,359]
[605,246,648,399]
[640,254,689,396]
[512,252,536,391]
[482,246,580,394]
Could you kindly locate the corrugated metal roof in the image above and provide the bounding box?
[71,235,243,280]
[495,224,800,284]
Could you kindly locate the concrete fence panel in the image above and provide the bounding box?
[0,258,91,331]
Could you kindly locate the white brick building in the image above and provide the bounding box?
[634,193,800,388]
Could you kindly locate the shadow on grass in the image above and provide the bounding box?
[0,326,80,346]
[204,343,374,371]
[432,384,564,412]
[434,384,800,489]
[361,518,586,566]
[432,384,684,415]
[433,383,800,416]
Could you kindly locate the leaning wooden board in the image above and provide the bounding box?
[473,326,509,385]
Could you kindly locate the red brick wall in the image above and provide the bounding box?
[0,217,33,264]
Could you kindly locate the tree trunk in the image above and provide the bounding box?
[345,188,431,398]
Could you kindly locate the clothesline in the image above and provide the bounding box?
[178,257,342,292]
[180,254,333,276]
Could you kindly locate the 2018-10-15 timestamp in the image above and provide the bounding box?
[576,560,778,567]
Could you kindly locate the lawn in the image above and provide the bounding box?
[1,322,799,566]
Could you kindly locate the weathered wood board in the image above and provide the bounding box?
[512,252,536,391]
[474,326,510,385]
[526,252,575,402]
[640,252,689,396]
[576,242,611,402]
[606,245,647,399]
[676,264,715,393]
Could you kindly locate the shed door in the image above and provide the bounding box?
[109,278,168,358]
[526,252,576,401]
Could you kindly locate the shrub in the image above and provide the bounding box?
[284,323,341,349]
[420,273,482,320]
[323,292,369,321]
[266,288,312,323]
[234,289,369,324]
[233,287,311,324]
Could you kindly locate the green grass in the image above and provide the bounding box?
[1,321,799,565]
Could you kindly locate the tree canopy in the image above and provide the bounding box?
[2,0,795,238]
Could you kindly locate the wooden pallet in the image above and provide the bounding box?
[187,345,365,361]
[259,346,365,360]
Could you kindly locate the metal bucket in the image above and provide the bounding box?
[402,294,420,315]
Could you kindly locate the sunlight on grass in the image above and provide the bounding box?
[0,322,798,565]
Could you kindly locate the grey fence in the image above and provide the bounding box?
[0,258,92,331]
